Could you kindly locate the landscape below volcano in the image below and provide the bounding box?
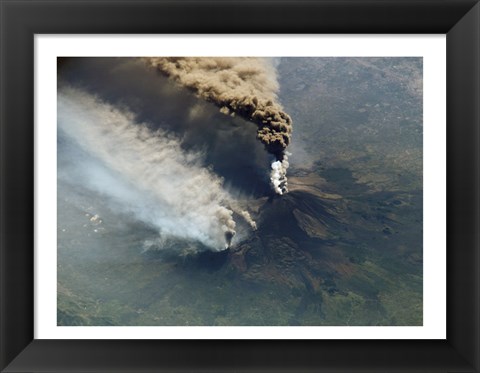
[58,57,423,326]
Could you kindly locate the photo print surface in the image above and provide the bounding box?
[57,57,423,326]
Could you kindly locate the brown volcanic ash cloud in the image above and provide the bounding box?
[144,57,292,194]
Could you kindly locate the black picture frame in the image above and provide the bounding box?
[1,1,479,372]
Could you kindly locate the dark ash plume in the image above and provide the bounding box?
[58,57,273,197]
[144,57,293,194]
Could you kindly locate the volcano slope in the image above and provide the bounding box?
[218,169,421,326]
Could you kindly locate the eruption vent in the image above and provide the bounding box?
[144,57,293,194]
[217,206,236,248]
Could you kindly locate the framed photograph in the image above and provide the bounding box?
[1,1,479,372]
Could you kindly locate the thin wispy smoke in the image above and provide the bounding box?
[58,86,258,250]
[144,57,293,194]
[239,210,257,231]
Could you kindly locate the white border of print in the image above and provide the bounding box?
[35,34,446,339]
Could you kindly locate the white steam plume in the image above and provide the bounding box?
[270,154,289,195]
[58,86,239,250]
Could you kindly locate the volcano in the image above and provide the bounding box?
[206,189,353,293]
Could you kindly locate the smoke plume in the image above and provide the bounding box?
[58,58,273,197]
[58,86,249,250]
[270,154,290,195]
[144,57,293,194]
[240,210,257,231]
